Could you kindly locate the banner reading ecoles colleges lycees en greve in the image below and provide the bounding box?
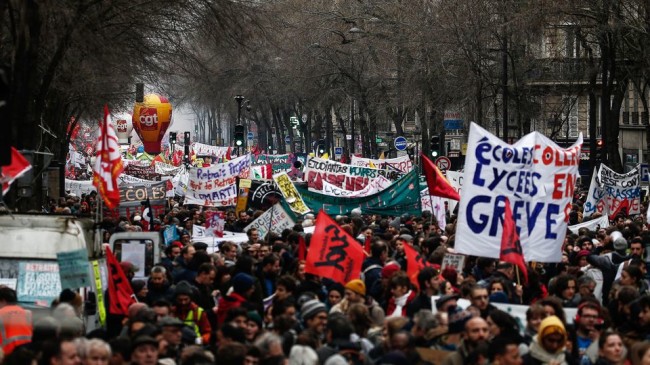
[455,123,582,263]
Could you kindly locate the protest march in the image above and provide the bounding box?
[3,115,650,365]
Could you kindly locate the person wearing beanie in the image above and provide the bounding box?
[301,299,328,336]
[586,233,629,304]
[522,315,569,365]
[216,273,255,327]
[330,279,386,328]
[172,280,211,345]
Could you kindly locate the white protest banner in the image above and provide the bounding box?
[598,164,641,218]
[118,174,158,186]
[65,179,96,196]
[583,167,605,217]
[274,171,311,215]
[252,154,292,172]
[303,157,401,191]
[446,170,464,213]
[172,166,189,196]
[456,122,582,263]
[420,189,447,227]
[154,161,182,175]
[350,155,413,173]
[244,203,296,239]
[184,154,251,207]
[568,215,609,235]
[320,175,392,197]
[191,142,230,158]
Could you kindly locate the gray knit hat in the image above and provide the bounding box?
[301,299,327,321]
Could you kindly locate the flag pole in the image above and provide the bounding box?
[428,195,435,230]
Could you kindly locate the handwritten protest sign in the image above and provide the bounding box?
[445,170,463,213]
[598,164,640,218]
[185,154,251,207]
[17,262,62,304]
[154,161,182,175]
[244,203,295,239]
[274,172,311,215]
[191,143,230,158]
[57,249,91,289]
[583,167,604,217]
[204,211,225,237]
[320,175,392,197]
[350,155,413,173]
[65,179,96,196]
[420,189,446,227]
[456,122,582,263]
[303,157,401,191]
[441,253,466,273]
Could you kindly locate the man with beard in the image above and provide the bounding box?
[614,237,645,281]
[256,254,281,298]
[441,316,490,365]
[146,266,175,305]
[172,281,211,345]
[191,263,218,334]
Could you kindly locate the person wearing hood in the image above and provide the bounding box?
[216,273,255,327]
[172,280,211,345]
[586,232,630,304]
[522,315,571,365]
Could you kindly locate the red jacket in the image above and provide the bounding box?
[386,290,417,317]
[216,292,248,327]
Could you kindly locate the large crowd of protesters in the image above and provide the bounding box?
[1,189,650,365]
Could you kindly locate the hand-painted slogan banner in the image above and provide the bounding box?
[123,163,160,181]
[171,167,189,196]
[244,203,296,240]
[65,179,96,196]
[191,143,230,158]
[252,154,292,172]
[319,175,392,197]
[455,122,582,263]
[350,155,413,173]
[154,161,182,175]
[446,170,464,213]
[303,157,401,191]
[273,171,311,215]
[185,154,251,207]
[119,181,168,207]
[420,188,447,228]
[598,164,640,218]
[305,211,365,285]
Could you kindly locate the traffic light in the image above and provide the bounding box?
[317,139,326,155]
[169,132,177,145]
[595,139,604,162]
[430,135,440,157]
[234,125,245,147]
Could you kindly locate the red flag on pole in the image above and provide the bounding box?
[105,246,136,315]
[297,234,307,261]
[1,148,32,195]
[305,210,365,285]
[421,153,460,201]
[404,242,433,289]
[500,197,528,285]
[92,105,124,209]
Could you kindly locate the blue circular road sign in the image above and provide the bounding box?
[285,136,291,144]
[247,132,254,140]
[394,136,408,151]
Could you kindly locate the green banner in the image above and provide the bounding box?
[295,170,422,216]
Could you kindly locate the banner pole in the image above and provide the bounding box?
[428,194,435,230]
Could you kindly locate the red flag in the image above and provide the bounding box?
[92,105,124,209]
[404,242,433,289]
[500,197,528,285]
[364,236,372,255]
[421,153,460,200]
[297,234,307,261]
[105,246,136,315]
[1,148,32,195]
[225,147,232,161]
[305,210,365,284]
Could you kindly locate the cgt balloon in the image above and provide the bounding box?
[113,113,133,145]
[132,94,173,154]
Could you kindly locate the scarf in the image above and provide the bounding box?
[529,336,567,365]
[389,290,412,317]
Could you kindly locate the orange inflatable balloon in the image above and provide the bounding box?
[132,94,173,154]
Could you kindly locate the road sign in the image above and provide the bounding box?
[346,134,352,140]
[247,132,254,140]
[284,136,291,144]
[435,156,451,171]
[334,147,343,156]
[394,136,408,151]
